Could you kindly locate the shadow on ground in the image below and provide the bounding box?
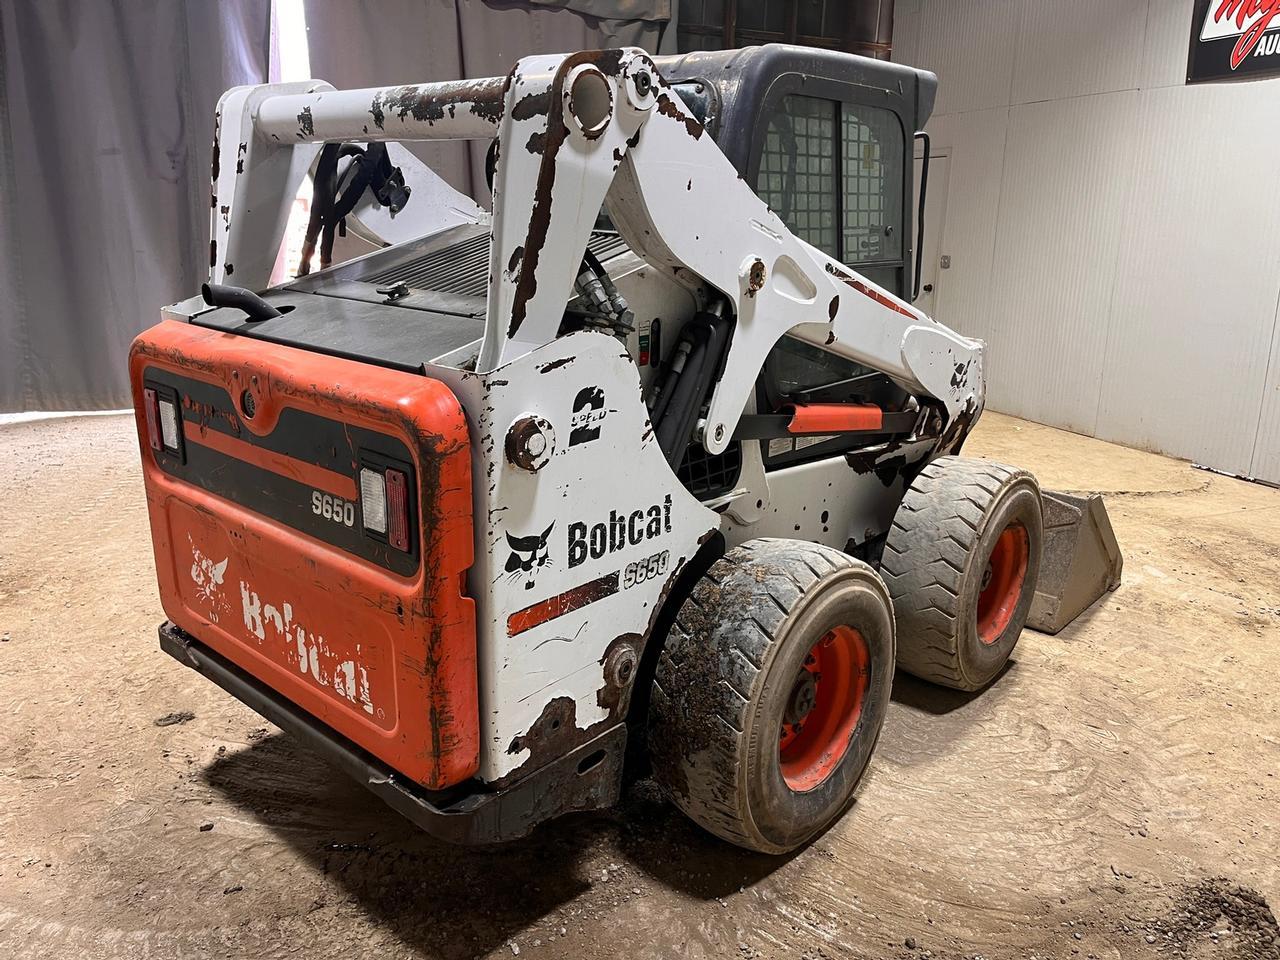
[889,659,1015,715]
[199,658,1032,954]
[202,732,796,957]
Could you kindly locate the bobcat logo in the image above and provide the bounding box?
[189,536,230,622]
[505,522,554,589]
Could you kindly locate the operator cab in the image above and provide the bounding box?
[656,46,938,489]
[658,44,935,302]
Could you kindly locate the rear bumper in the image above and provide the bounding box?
[159,621,625,845]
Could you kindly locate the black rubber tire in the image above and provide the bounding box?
[647,538,895,854]
[880,456,1043,692]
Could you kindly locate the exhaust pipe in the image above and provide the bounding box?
[201,283,282,323]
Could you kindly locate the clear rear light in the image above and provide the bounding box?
[158,398,180,449]
[360,467,387,534]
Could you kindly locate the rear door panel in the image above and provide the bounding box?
[130,321,477,789]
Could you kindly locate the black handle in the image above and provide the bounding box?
[912,131,931,303]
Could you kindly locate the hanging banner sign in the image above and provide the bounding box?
[1188,0,1280,83]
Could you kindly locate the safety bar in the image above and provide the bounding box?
[256,76,508,143]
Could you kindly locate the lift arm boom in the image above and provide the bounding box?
[209,48,984,450]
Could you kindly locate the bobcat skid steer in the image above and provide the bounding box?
[131,45,1120,854]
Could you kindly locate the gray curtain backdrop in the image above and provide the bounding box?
[0,0,273,412]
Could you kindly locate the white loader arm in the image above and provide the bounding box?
[209,48,983,448]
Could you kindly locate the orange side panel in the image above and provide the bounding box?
[784,402,884,434]
[129,321,477,790]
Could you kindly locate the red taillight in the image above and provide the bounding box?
[143,387,162,451]
[385,468,409,552]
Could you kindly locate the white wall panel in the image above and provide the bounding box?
[903,0,1280,477]
[1096,82,1280,475]
[916,0,1021,116]
[1140,0,1195,90]
[923,108,1011,347]
[983,91,1141,435]
[1010,0,1148,103]
[1252,319,1280,484]
[891,0,923,69]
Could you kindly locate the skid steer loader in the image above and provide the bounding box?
[131,44,1121,853]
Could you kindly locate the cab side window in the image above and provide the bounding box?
[756,94,905,277]
[757,96,838,257]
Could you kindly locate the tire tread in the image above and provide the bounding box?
[649,539,879,851]
[881,456,1037,690]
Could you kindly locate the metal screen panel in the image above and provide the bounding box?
[842,105,903,264]
[365,231,630,297]
[757,95,837,257]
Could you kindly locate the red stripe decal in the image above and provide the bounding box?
[507,572,620,637]
[850,278,917,320]
[825,263,918,320]
[182,420,358,500]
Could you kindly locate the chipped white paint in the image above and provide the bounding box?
[187,536,229,623]
[187,47,989,782]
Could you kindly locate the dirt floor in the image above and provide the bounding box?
[1,411,1278,960]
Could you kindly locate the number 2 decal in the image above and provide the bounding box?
[570,386,605,446]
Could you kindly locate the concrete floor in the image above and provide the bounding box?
[1,411,1277,960]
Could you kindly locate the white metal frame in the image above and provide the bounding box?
[210,47,982,443]
[204,48,986,781]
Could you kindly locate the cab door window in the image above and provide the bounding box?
[841,104,903,267]
[756,93,905,274]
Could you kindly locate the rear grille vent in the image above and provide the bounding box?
[677,441,743,502]
[365,231,631,297]
[367,233,490,296]
[585,231,630,263]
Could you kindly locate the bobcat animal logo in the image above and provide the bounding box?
[505,522,555,589]
[188,536,230,622]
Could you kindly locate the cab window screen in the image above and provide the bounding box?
[756,95,905,271]
[842,106,903,263]
[757,96,837,256]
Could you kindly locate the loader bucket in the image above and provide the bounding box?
[1027,491,1123,634]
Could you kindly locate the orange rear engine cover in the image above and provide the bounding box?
[130,321,477,790]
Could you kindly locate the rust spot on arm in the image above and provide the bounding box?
[655,93,703,140]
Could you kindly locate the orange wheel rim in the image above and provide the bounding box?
[778,625,870,792]
[976,523,1030,645]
